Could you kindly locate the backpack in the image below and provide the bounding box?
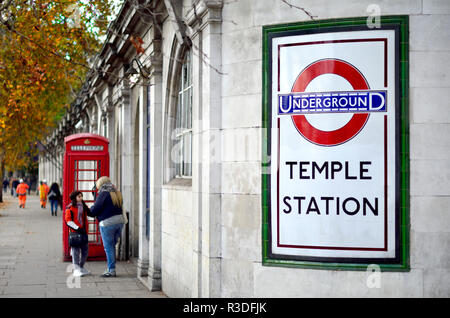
[48,190,57,200]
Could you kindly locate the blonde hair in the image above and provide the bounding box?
[96,176,123,208]
[96,176,110,189]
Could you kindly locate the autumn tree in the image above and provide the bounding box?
[0,0,121,202]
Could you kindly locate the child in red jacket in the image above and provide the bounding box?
[65,190,91,277]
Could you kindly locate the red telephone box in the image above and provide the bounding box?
[63,133,109,261]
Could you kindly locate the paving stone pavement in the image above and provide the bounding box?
[0,194,166,298]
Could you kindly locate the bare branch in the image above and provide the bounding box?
[280,0,317,20]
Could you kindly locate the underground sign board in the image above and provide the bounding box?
[262,18,409,269]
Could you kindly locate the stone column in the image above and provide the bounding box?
[188,0,223,298]
[137,79,149,279]
[106,86,115,183]
[146,39,163,291]
[118,77,132,260]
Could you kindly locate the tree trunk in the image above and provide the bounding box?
[0,157,4,203]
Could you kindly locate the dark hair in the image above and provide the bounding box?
[49,183,60,194]
[69,190,82,206]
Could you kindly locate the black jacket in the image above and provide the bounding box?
[89,191,122,222]
[48,183,61,200]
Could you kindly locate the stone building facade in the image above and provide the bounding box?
[39,0,450,297]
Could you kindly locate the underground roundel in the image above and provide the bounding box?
[285,58,386,146]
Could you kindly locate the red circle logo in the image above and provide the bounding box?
[291,59,370,146]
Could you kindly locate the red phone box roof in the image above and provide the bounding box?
[64,133,109,153]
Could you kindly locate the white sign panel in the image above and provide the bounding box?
[269,27,400,263]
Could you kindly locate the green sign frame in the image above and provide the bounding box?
[261,16,409,271]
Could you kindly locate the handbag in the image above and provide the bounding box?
[67,209,88,247]
[69,231,88,247]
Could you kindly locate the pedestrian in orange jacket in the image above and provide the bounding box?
[16,179,29,209]
[39,180,49,208]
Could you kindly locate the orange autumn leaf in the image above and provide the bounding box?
[130,35,145,55]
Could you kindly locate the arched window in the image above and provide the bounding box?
[173,50,192,177]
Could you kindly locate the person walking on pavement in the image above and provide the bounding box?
[16,179,29,208]
[39,180,49,208]
[65,191,91,277]
[89,176,127,277]
[26,178,31,195]
[48,182,61,216]
[2,179,9,193]
[11,178,19,197]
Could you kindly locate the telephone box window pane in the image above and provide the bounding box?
[77,181,96,192]
[81,191,96,202]
[88,220,96,232]
[76,171,97,180]
[87,217,100,243]
[78,160,97,170]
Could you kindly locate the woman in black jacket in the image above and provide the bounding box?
[90,176,127,277]
[48,182,61,216]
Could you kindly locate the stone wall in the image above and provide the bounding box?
[219,0,450,297]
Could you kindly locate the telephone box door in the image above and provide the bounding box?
[63,134,109,261]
